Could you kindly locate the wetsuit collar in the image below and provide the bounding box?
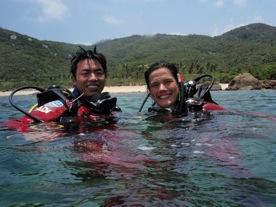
[71,87,82,99]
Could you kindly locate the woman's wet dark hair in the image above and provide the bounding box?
[70,46,107,77]
[144,60,179,88]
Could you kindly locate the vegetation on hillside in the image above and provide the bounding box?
[0,23,276,90]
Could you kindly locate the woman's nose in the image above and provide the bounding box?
[159,83,166,90]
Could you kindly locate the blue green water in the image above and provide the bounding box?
[0,90,276,207]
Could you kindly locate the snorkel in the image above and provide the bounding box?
[176,72,188,115]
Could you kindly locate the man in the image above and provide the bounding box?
[70,47,107,99]
[7,47,120,132]
[67,46,120,121]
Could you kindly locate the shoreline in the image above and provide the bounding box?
[0,84,229,97]
[0,85,148,97]
[103,85,147,93]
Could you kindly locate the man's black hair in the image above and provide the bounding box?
[70,46,107,77]
[144,60,179,88]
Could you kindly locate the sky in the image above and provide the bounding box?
[0,0,276,45]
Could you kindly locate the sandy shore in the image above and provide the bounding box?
[105,84,230,92]
[0,90,38,97]
[0,84,229,97]
[0,85,148,97]
[103,85,147,93]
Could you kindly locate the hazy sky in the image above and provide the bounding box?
[1,0,275,45]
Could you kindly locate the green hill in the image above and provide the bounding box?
[0,23,276,90]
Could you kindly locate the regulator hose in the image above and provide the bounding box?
[9,86,45,123]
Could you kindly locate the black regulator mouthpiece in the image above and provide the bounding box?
[186,97,204,112]
[89,92,117,114]
[186,80,197,98]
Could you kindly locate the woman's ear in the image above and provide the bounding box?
[147,88,152,97]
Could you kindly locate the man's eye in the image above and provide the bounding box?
[150,82,159,88]
[95,71,104,76]
[81,72,90,76]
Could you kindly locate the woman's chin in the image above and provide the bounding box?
[157,100,174,108]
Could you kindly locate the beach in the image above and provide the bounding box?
[0,85,148,97]
[0,84,229,97]
[0,90,38,97]
[103,85,147,93]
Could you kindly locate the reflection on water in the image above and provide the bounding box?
[0,90,276,206]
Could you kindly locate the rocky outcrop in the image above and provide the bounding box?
[226,73,276,90]
[260,80,276,89]
[226,73,262,90]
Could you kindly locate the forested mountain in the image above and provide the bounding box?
[0,23,276,90]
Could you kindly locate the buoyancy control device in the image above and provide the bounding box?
[8,85,119,124]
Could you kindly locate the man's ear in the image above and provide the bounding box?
[71,74,76,84]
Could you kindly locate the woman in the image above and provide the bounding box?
[142,60,222,116]
[144,60,187,115]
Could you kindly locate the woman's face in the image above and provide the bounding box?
[148,67,179,108]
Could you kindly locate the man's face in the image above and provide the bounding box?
[72,58,106,98]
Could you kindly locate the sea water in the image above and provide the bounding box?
[0,90,276,206]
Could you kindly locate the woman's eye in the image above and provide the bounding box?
[164,79,173,84]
